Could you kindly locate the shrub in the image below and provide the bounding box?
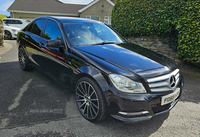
[176,1,200,66]
[112,0,200,66]
[112,0,178,36]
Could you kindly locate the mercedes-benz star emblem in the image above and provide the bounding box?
[170,75,176,88]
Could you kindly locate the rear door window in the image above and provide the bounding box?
[26,23,34,32]
[32,19,46,36]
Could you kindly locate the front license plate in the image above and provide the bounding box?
[161,88,180,106]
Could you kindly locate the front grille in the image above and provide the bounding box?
[147,69,180,92]
[151,103,171,114]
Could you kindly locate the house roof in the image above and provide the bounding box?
[111,0,116,3]
[78,0,115,13]
[7,0,86,16]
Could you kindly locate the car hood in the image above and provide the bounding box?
[75,43,177,73]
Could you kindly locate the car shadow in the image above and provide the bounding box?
[95,112,169,136]
[179,72,200,104]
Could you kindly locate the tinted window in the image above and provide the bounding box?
[5,20,22,24]
[26,23,33,32]
[5,20,12,24]
[32,19,46,36]
[27,23,33,32]
[16,20,22,24]
[44,20,61,40]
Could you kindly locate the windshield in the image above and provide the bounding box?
[3,23,7,26]
[62,22,125,46]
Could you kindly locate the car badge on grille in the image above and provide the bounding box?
[170,75,176,88]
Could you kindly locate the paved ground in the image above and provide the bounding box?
[0,40,199,137]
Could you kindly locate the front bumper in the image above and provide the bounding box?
[110,97,181,122]
[106,83,183,122]
[12,32,18,38]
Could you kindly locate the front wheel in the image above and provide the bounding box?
[18,47,32,71]
[4,31,12,40]
[75,77,107,122]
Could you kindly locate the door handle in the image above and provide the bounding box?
[66,58,71,65]
[39,42,45,48]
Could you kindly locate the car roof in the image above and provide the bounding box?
[35,16,102,23]
[3,18,26,21]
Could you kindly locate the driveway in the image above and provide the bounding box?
[0,40,199,137]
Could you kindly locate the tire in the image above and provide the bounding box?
[18,46,32,71]
[75,77,107,122]
[4,30,12,40]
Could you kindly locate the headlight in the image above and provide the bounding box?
[109,74,146,93]
[11,29,17,32]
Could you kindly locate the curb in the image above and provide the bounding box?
[0,43,13,56]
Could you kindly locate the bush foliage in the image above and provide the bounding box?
[0,14,7,19]
[112,0,200,66]
[176,1,200,65]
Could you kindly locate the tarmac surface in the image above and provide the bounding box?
[0,40,199,137]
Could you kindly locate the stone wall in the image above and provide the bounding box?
[125,36,180,64]
[0,20,4,47]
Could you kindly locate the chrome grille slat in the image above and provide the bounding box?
[175,78,180,85]
[147,75,170,83]
[147,69,180,92]
[149,81,169,88]
[151,87,172,92]
[175,73,179,80]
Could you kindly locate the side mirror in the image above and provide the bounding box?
[46,40,61,48]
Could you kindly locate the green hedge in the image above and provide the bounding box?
[176,1,200,66]
[112,0,200,66]
[112,0,177,36]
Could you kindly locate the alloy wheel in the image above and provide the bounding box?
[18,48,26,70]
[4,31,11,40]
[76,81,99,120]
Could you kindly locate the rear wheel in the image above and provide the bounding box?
[18,47,32,71]
[4,31,12,40]
[75,77,107,122]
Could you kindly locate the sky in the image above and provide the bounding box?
[0,0,93,16]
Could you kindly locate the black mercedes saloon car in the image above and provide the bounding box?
[17,16,184,122]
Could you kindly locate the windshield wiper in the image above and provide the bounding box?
[76,42,117,47]
[93,42,115,45]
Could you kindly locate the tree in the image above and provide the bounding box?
[0,14,7,19]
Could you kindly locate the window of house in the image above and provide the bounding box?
[86,16,100,21]
[32,19,46,36]
[44,20,62,40]
[104,17,111,25]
